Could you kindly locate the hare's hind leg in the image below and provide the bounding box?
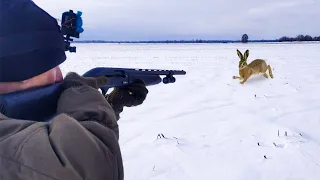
[267,65,274,78]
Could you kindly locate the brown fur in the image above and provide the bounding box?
[233,50,274,84]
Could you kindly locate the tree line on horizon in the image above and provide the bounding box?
[240,34,320,43]
[278,34,320,42]
[74,34,320,43]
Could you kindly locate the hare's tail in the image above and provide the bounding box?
[267,65,274,78]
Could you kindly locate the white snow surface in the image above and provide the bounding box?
[60,43,320,180]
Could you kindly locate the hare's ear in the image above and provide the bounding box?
[237,49,243,60]
[243,49,249,61]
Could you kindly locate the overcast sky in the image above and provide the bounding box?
[33,0,320,41]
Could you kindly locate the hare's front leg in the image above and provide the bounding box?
[233,76,241,79]
[263,73,268,78]
[240,76,249,84]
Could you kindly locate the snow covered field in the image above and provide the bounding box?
[61,42,320,180]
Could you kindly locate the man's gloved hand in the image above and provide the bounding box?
[61,72,108,90]
[106,79,148,107]
[105,79,148,119]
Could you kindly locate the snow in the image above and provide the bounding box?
[60,42,320,180]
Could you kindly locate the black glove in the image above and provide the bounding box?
[62,72,108,90]
[105,79,148,119]
[106,79,148,107]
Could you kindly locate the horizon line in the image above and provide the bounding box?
[73,39,320,43]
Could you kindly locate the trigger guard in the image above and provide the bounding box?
[101,87,109,96]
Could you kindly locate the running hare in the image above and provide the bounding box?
[233,49,274,84]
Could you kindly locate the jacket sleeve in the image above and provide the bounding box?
[0,85,124,180]
[55,86,124,179]
[56,86,120,139]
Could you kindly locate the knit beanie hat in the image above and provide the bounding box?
[0,0,66,82]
